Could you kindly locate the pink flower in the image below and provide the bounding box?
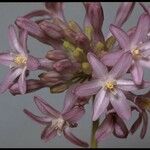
[102,14,150,85]
[24,96,88,148]
[0,25,40,94]
[75,52,137,121]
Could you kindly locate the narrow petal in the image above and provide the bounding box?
[23,109,52,125]
[131,62,143,85]
[41,125,57,142]
[140,111,148,139]
[34,96,60,118]
[130,114,142,134]
[131,14,150,47]
[0,68,22,93]
[110,52,132,79]
[114,2,135,27]
[75,79,102,97]
[93,89,109,121]
[117,79,137,91]
[18,29,28,52]
[109,24,130,50]
[95,115,114,142]
[63,127,89,148]
[101,50,124,67]
[62,85,78,114]
[63,106,85,123]
[8,25,25,54]
[113,116,128,138]
[18,67,26,94]
[0,53,13,61]
[110,89,131,120]
[87,52,108,78]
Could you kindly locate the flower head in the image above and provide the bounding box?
[24,96,88,148]
[0,25,40,94]
[75,52,138,121]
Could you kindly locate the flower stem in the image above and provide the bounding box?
[90,119,99,148]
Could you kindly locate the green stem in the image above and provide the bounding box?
[90,119,99,148]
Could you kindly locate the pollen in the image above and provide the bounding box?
[105,80,117,91]
[14,55,27,65]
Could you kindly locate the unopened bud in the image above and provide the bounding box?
[46,50,67,60]
[73,47,86,62]
[84,26,93,41]
[68,20,81,33]
[105,36,116,50]
[82,62,92,75]
[50,83,69,93]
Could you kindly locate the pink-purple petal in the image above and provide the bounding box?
[110,52,132,79]
[18,67,27,94]
[8,25,25,55]
[23,109,52,125]
[75,79,101,97]
[63,127,89,148]
[95,115,114,142]
[131,61,143,85]
[87,52,108,78]
[109,24,130,50]
[34,96,60,118]
[110,89,131,120]
[131,14,150,47]
[0,68,22,93]
[41,125,57,142]
[101,50,124,67]
[93,89,109,121]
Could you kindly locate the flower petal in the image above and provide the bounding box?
[34,96,60,118]
[113,116,128,138]
[63,106,85,123]
[101,50,124,67]
[117,79,137,91]
[110,52,132,79]
[41,125,57,142]
[131,14,150,47]
[87,52,108,78]
[109,24,130,50]
[18,67,27,94]
[131,61,143,85]
[114,2,135,27]
[93,89,109,121]
[75,79,102,97]
[63,127,89,148]
[95,115,114,142]
[130,114,142,134]
[23,109,52,125]
[110,89,131,120]
[0,68,22,93]
[8,25,25,54]
[140,111,148,139]
[62,85,78,114]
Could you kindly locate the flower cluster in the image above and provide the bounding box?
[0,2,150,148]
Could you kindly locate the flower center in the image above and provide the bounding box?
[14,55,27,65]
[104,80,117,91]
[51,117,67,136]
[131,48,142,60]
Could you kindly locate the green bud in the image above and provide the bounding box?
[63,40,75,52]
[106,36,116,50]
[50,83,69,93]
[68,20,81,32]
[84,26,93,41]
[82,62,92,75]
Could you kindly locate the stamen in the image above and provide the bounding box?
[14,55,27,65]
[104,80,117,91]
[132,48,142,59]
